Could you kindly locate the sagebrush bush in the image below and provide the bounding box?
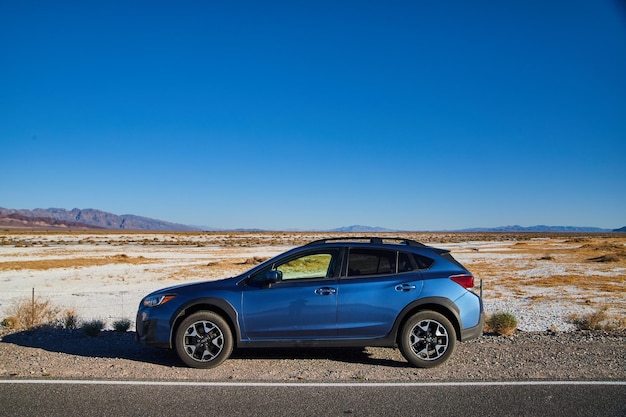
[61,308,80,329]
[112,318,131,332]
[568,306,626,331]
[486,312,518,336]
[4,296,61,329]
[81,319,106,337]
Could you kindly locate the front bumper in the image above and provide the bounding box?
[135,311,172,348]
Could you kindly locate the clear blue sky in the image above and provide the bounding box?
[1,1,625,230]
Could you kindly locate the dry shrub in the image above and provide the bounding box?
[4,296,61,329]
[62,308,80,329]
[485,312,518,336]
[568,306,626,331]
[82,319,106,336]
[112,318,131,332]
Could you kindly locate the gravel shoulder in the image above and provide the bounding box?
[1,327,624,382]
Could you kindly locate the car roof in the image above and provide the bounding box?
[304,236,429,248]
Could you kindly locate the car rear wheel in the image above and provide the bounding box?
[174,311,233,369]
[399,310,456,368]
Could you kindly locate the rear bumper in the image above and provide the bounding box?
[460,311,484,341]
[459,295,484,341]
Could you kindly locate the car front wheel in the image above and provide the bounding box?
[174,311,233,369]
[399,310,456,368]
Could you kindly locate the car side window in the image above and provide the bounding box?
[398,251,417,273]
[415,253,434,269]
[277,253,334,280]
[398,251,435,272]
[247,250,338,285]
[347,248,397,277]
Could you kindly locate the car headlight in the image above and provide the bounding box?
[142,294,176,307]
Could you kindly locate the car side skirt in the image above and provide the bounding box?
[236,336,397,349]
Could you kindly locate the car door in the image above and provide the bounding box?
[337,248,423,338]
[241,249,340,340]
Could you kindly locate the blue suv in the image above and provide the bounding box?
[136,237,484,368]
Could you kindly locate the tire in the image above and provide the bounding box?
[399,310,456,368]
[174,311,233,369]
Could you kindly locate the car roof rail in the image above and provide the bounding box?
[306,237,428,247]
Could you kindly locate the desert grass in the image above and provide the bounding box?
[466,237,626,295]
[0,254,156,271]
[508,237,626,263]
[520,274,624,293]
[568,306,626,330]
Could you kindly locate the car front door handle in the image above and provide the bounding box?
[315,287,337,295]
[395,283,417,292]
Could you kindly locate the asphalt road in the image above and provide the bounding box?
[1,381,624,417]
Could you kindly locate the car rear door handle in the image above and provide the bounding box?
[395,283,417,292]
[315,287,337,295]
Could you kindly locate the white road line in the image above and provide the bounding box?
[0,380,624,387]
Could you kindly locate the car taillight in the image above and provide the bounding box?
[450,274,474,289]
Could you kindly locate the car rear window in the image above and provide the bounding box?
[440,252,465,269]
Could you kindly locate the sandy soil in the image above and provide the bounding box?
[1,231,625,332]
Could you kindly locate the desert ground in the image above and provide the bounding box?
[1,231,625,332]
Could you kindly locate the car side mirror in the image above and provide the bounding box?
[262,270,282,288]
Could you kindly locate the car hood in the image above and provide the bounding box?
[146,275,241,296]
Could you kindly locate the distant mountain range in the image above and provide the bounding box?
[457,225,617,233]
[330,225,396,233]
[0,207,199,231]
[0,207,623,232]
[0,212,105,230]
[334,224,622,233]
